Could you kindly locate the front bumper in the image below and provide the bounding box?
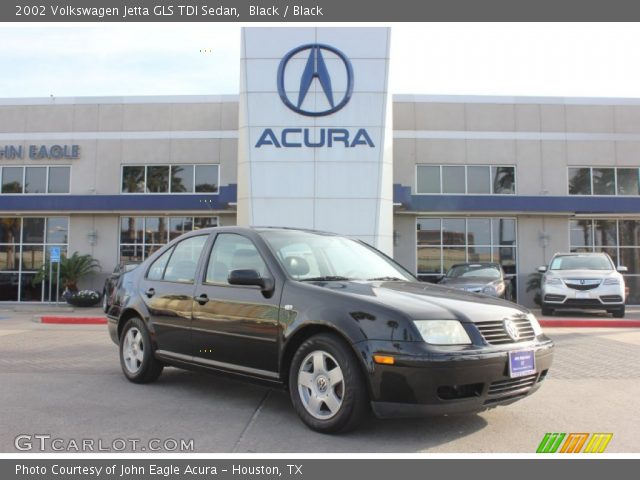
[542,284,625,309]
[357,337,554,418]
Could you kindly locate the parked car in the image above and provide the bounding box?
[539,252,627,318]
[439,263,514,301]
[102,262,139,312]
[107,227,554,433]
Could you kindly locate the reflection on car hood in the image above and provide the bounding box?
[439,277,499,288]
[306,280,527,323]
[548,269,616,278]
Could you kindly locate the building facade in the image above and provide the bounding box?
[1,28,640,305]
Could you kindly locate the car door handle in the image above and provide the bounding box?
[194,294,209,305]
[144,288,156,298]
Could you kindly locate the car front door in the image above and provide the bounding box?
[191,233,281,376]
[139,235,209,357]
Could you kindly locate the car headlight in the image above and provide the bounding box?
[544,276,562,285]
[483,282,505,295]
[527,313,543,336]
[413,320,472,345]
[603,278,620,285]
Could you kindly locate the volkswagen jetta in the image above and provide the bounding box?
[107,227,554,433]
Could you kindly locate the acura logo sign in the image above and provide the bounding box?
[277,43,354,117]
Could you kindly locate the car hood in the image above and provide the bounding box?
[439,277,499,288]
[306,280,528,323]
[547,269,617,279]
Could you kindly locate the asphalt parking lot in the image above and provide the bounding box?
[1,309,639,453]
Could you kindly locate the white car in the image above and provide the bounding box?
[539,252,627,318]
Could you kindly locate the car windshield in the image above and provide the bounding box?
[446,264,501,279]
[550,255,613,271]
[259,230,415,282]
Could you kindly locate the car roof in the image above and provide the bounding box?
[181,225,341,236]
[449,262,500,268]
[552,252,609,257]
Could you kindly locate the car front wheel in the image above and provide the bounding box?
[119,317,163,383]
[102,290,109,313]
[289,333,368,433]
[611,307,625,318]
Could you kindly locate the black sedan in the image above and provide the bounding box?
[102,262,139,312]
[107,227,554,433]
[439,263,514,300]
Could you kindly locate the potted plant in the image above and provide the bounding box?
[33,252,102,306]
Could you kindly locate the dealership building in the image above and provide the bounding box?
[1,27,640,305]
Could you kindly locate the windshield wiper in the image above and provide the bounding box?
[367,276,404,281]
[300,276,352,282]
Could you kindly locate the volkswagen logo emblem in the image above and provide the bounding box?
[277,43,354,117]
[504,319,520,341]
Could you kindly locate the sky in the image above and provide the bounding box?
[2,23,640,98]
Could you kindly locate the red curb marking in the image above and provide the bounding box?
[540,319,640,328]
[41,316,107,325]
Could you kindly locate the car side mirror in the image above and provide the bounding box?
[537,266,547,273]
[228,269,275,297]
[617,266,628,273]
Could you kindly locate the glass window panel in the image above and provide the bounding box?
[119,245,143,264]
[416,166,440,194]
[46,217,68,244]
[417,247,441,274]
[194,217,218,230]
[568,168,592,195]
[417,219,441,246]
[169,217,191,241]
[163,235,208,283]
[47,167,70,194]
[0,218,21,243]
[467,166,491,194]
[19,273,42,302]
[206,234,268,284]
[24,167,47,194]
[616,168,639,196]
[623,276,640,305]
[1,167,23,193]
[442,219,466,245]
[592,168,616,195]
[147,247,173,280]
[144,217,168,245]
[121,166,145,193]
[120,217,143,244]
[442,166,465,194]
[21,246,44,271]
[619,248,640,274]
[146,166,170,193]
[0,245,20,270]
[620,220,640,246]
[443,247,466,271]
[594,220,617,247]
[493,247,517,273]
[468,246,491,263]
[170,165,194,193]
[194,165,219,193]
[22,218,45,244]
[467,219,491,245]
[491,166,515,194]
[144,245,164,260]
[594,247,618,268]
[492,218,516,246]
[570,220,593,248]
[0,273,19,301]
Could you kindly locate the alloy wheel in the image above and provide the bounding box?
[297,350,345,420]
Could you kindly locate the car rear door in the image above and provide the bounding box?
[191,232,281,376]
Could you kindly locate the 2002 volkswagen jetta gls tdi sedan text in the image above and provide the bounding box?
[107,227,554,433]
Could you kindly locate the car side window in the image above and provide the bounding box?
[147,247,174,280]
[206,234,268,284]
[163,235,208,283]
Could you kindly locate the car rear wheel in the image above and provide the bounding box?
[119,317,163,383]
[611,307,625,318]
[102,290,109,313]
[289,333,368,433]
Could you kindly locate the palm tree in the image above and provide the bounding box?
[33,252,101,293]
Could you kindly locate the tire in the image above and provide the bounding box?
[541,305,554,316]
[612,307,625,318]
[119,317,163,384]
[289,333,368,434]
[102,290,109,313]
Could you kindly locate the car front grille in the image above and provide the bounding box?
[475,318,536,345]
[564,279,601,291]
[563,298,603,307]
[484,374,538,404]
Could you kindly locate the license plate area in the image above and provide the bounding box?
[508,350,536,378]
[576,291,591,299]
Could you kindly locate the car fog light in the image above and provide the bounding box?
[414,320,472,345]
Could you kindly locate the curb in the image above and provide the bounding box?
[40,316,107,325]
[540,319,640,328]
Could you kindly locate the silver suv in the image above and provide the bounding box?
[538,252,627,318]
